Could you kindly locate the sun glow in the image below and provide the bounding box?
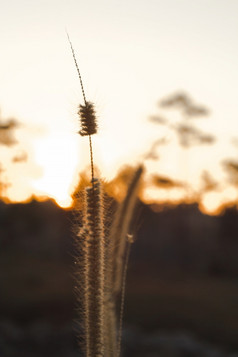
[1,113,237,215]
[30,131,79,208]
[200,186,238,215]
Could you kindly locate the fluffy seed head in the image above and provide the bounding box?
[78,101,97,136]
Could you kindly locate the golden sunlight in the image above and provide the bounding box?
[200,187,238,215]
[0,0,238,217]
[30,132,78,208]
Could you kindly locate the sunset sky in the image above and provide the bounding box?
[0,0,238,213]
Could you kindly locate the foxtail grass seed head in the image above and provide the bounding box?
[78,101,97,136]
[84,180,105,357]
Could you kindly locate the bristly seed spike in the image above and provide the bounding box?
[66,30,97,185]
[78,102,97,137]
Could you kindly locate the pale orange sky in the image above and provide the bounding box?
[0,0,238,213]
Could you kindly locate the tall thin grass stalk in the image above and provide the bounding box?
[116,234,134,357]
[68,34,144,357]
[66,31,96,184]
[105,166,143,356]
[108,166,144,294]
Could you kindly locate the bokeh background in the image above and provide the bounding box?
[0,0,238,356]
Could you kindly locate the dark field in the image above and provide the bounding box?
[0,199,238,356]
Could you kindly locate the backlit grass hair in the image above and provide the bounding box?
[84,180,105,356]
[68,32,144,357]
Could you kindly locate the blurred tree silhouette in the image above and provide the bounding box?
[12,151,28,163]
[148,91,216,201]
[0,113,19,147]
[222,137,238,205]
[223,160,238,186]
[155,91,215,148]
[144,137,168,160]
[151,174,184,189]
[200,170,218,194]
[0,164,10,197]
[160,91,209,119]
[0,110,27,199]
[174,124,215,148]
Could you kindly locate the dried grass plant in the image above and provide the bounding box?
[68,34,143,357]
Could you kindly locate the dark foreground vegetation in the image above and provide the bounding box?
[0,199,238,356]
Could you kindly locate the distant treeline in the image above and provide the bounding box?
[0,199,238,278]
